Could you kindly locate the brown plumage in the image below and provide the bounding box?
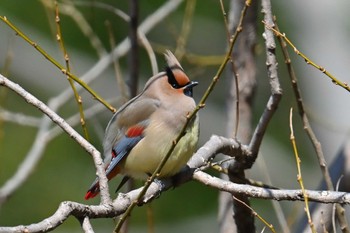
[85,50,199,200]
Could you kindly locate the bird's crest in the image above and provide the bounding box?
[164,50,183,70]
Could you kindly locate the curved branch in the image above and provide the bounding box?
[0,74,111,206]
[1,134,350,233]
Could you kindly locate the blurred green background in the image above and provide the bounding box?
[1,0,350,232]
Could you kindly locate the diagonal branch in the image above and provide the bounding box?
[0,0,184,209]
[0,74,111,206]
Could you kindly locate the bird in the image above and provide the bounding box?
[85,50,199,200]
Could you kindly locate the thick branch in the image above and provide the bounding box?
[2,144,350,233]
[1,133,350,232]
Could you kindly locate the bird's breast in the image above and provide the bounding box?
[122,115,199,179]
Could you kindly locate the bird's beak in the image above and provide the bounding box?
[185,81,198,89]
[183,81,198,97]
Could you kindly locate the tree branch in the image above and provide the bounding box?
[0,0,183,208]
[1,134,350,232]
[0,74,111,206]
[248,0,282,164]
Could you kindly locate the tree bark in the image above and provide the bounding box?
[218,0,258,232]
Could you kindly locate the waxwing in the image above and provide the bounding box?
[85,50,199,200]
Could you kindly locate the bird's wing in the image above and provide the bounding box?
[85,98,160,200]
[84,123,148,200]
[105,124,146,178]
[102,97,160,163]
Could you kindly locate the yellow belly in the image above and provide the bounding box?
[122,117,199,179]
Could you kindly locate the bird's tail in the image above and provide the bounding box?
[85,179,100,200]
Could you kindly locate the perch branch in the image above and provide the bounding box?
[2,134,350,232]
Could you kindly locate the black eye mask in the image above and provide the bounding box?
[165,66,198,97]
[166,66,181,89]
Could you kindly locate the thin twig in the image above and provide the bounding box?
[0,16,116,113]
[105,21,129,101]
[146,204,155,233]
[289,108,316,233]
[71,1,159,75]
[263,21,350,93]
[55,2,90,140]
[0,74,112,206]
[274,19,350,232]
[333,176,344,233]
[0,0,184,213]
[219,0,230,41]
[232,195,276,233]
[114,4,250,230]
[257,156,291,233]
[174,0,196,60]
[41,0,107,58]
[219,1,256,232]
[220,0,241,140]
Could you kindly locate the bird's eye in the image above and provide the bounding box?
[166,66,180,89]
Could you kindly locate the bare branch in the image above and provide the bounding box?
[40,0,108,58]
[0,108,41,127]
[221,0,258,231]
[0,74,111,206]
[1,135,350,233]
[1,130,350,232]
[81,217,95,233]
[0,0,184,208]
[193,171,350,204]
[248,0,282,164]
[79,0,185,85]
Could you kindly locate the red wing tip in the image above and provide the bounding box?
[85,191,97,200]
